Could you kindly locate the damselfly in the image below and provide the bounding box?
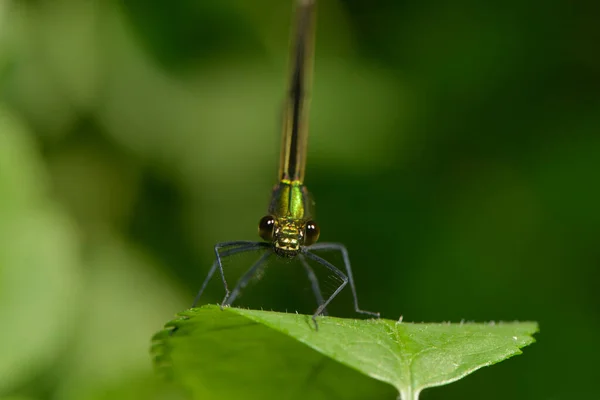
[193,0,379,328]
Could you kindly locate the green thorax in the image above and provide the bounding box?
[268,180,315,221]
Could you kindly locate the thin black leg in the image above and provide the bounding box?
[192,241,267,308]
[307,242,380,318]
[224,249,273,307]
[170,242,267,337]
[214,241,269,307]
[302,250,349,330]
[298,254,328,316]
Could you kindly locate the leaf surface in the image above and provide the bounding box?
[152,306,537,399]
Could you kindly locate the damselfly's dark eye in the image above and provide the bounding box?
[258,215,275,241]
[304,220,320,246]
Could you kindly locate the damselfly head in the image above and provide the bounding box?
[273,218,304,257]
[257,215,320,257]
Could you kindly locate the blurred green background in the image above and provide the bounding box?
[1,0,598,399]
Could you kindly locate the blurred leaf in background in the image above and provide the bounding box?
[0,106,80,394]
[1,0,599,399]
[1,2,187,399]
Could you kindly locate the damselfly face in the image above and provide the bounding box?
[258,215,320,257]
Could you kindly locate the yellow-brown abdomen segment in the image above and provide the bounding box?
[278,0,315,184]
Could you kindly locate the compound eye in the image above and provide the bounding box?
[304,220,320,246]
[258,215,275,241]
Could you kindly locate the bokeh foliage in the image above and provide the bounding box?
[0,0,598,399]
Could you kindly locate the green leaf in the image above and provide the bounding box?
[152,305,538,400]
